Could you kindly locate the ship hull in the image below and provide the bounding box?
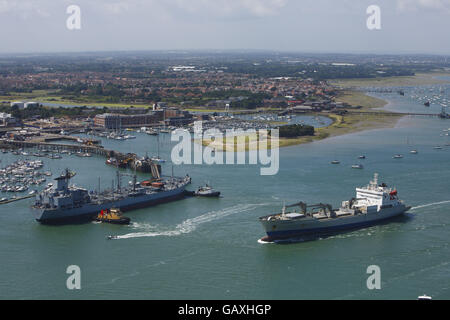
[33,186,187,224]
[260,205,410,242]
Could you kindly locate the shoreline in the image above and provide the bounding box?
[198,110,404,152]
[199,88,402,151]
[258,72,449,149]
[278,111,403,149]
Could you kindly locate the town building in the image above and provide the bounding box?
[94,112,163,129]
[10,101,25,109]
[10,101,39,109]
[94,109,193,129]
[0,113,16,127]
[24,102,39,108]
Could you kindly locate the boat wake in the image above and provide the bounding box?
[112,203,267,240]
[410,200,450,211]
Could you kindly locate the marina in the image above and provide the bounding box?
[0,159,47,197]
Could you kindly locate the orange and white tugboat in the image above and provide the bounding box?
[96,208,131,225]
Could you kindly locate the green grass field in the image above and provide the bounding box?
[0,90,149,109]
[335,90,387,110]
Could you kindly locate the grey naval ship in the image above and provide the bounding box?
[32,169,191,223]
[259,174,411,242]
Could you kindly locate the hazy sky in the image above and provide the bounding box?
[0,0,449,54]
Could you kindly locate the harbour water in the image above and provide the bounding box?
[1,89,449,299]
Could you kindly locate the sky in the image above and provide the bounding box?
[0,0,449,54]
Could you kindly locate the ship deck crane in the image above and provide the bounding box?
[116,171,137,192]
[285,201,334,216]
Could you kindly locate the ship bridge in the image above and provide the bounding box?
[354,173,400,210]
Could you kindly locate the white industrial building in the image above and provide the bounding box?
[10,101,39,109]
[25,101,39,108]
[0,113,16,127]
[10,101,25,109]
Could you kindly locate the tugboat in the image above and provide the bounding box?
[439,107,450,119]
[194,185,221,197]
[95,208,130,225]
[150,156,166,164]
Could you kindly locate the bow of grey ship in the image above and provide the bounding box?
[32,168,191,224]
[259,173,411,242]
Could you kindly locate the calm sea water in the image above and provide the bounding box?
[1,88,449,300]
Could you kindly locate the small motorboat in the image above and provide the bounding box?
[194,185,221,197]
[96,208,130,225]
[351,164,364,169]
[410,150,418,154]
[330,160,340,164]
[417,294,432,301]
[151,156,166,163]
[393,154,404,159]
[434,146,443,150]
[358,155,366,159]
[146,130,159,136]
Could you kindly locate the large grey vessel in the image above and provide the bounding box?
[32,169,191,223]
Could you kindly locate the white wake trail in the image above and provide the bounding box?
[113,203,267,240]
[411,200,450,211]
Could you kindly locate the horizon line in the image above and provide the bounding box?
[0,49,450,58]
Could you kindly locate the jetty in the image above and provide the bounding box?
[0,195,35,205]
[2,137,160,175]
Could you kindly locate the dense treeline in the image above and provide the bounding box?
[230,93,273,109]
[277,124,315,138]
[0,104,107,120]
[223,62,416,79]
